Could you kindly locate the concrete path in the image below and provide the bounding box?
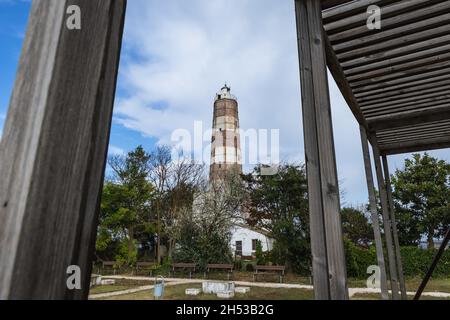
[89,275,450,300]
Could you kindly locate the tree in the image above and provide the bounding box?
[149,146,206,262]
[392,153,450,248]
[341,207,373,248]
[96,146,154,265]
[242,164,311,274]
[173,170,244,269]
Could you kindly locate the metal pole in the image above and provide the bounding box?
[382,155,407,300]
[414,227,450,300]
[359,127,389,299]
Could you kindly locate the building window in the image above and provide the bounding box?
[252,239,258,251]
[235,241,242,257]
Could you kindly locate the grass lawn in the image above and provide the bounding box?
[90,285,137,295]
[347,277,450,293]
[352,293,450,300]
[99,283,314,301]
[89,273,450,300]
[89,279,154,295]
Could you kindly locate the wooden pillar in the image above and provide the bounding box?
[295,0,348,300]
[359,127,389,300]
[0,0,126,299]
[382,155,407,300]
[371,141,400,300]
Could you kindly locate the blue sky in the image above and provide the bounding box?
[0,0,449,206]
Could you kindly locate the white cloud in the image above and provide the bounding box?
[108,145,125,156]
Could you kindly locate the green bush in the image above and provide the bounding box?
[344,239,377,278]
[400,246,450,277]
[344,240,450,279]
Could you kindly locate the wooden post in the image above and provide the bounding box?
[371,141,400,300]
[359,127,389,300]
[295,0,348,300]
[0,0,126,299]
[382,155,407,300]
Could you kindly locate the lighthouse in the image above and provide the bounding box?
[210,84,242,182]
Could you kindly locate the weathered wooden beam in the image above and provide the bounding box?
[334,13,450,52]
[0,0,126,300]
[353,67,450,92]
[382,156,407,300]
[348,53,450,83]
[295,0,331,300]
[324,0,431,32]
[379,136,450,155]
[369,109,450,131]
[371,139,400,300]
[362,92,450,112]
[321,0,355,11]
[337,24,450,61]
[360,126,389,300]
[346,44,450,77]
[377,120,450,135]
[342,34,450,69]
[350,60,450,88]
[366,104,450,123]
[322,0,384,21]
[324,29,369,131]
[328,1,450,43]
[296,0,348,300]
[354,74,450,98]
[378,131,450,144]
[359,84,450,107]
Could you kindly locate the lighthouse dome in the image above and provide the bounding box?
[215,83,237,101]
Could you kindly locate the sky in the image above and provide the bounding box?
[0,0,448,207]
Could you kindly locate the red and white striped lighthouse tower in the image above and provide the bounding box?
[210,84,242,182]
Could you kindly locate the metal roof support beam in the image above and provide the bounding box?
[296,0,348,300]
[371,141,400,300]
[359,126,389,300]
[0,0,127,299]
[382,156,407,300]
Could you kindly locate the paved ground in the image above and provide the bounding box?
[89,275,450,300]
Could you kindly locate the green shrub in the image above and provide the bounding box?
[344,240,450,279]
[400,246,450,277]
[344,239,377,278]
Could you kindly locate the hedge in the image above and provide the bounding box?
[344,240,450,278]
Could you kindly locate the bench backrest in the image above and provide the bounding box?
[255,265,285,271]
[136,262,155,267]
[172,263,196,268]
[207,264,234,269]
[102,261,116,267]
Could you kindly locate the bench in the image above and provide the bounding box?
[204,264,234,280]
[135,262,157,276]
[254,265,286,283]
[171,263,197,279]
[102,261,118,275]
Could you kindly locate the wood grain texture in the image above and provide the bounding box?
[295,0,330,300]
[360,127,389,300]
[382,156,407,300]
[296,0,348,300]
[0,0,126,299]
[371,141,400,300]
